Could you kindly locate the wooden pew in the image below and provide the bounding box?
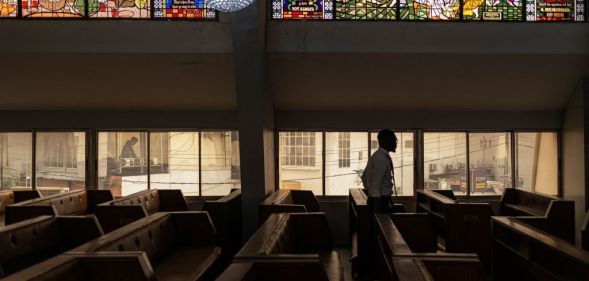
[1,252,155,281]
[94,189,188,233]
[215,259,332,281]
[348,188,405,278]
[499,188,575,243]
[235,213,343,281]
[203,189,243,266]
[0,190,41,225]
[375,213,486,281]
[4,189,113,225]
[75,211,221,281]
[583,211,589,251]
[415,189,493,270]
[258,189,320,224]
[0,215,103,278]
[492,216,589,281]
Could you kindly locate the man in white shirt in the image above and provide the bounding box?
[362,129,397,213]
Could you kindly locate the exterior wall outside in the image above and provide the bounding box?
[534,133,559,195]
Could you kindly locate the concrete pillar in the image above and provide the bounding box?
[230,0,275,238]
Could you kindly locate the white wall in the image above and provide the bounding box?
[562,80,585,245]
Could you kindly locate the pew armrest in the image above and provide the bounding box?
[13,190,41,203]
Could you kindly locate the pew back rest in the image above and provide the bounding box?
[500,188,556,216]
[237,213,332,257]
[216,260,330,281]
[8,189,90,217]
[79,212,216,264]
[420,257,486,281]
[105,189,188,214]
[0,252,156,281]
[0,190,40,215]
[389,213,437,253]
[259,190,319,223]
[0,216,103,277]
[492,216,589,281]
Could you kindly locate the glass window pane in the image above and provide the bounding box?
[202,131,240,196]
[469,132,512,196]
[150,132,199,196]
[526,0,585,21]
[370,131,415,196]
[98,132,147,197]
[279,132,323,196]
[423,132,467,195]
[35,132,85,194]
[88,0,150,18]
[326,132,368,195]
[271,0,334,20]
[516,132,558,195]
[0,133,32,191]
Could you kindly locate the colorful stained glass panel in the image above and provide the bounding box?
[21,0,85,18]
[335,0,397,20]
[88,0,150,18]
[272,0,334,19]
[527,0,585,21]
[153,0,215,18]
[400,0,460,19]
[0,0,18,17]
[463,0,524,20]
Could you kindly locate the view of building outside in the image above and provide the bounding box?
[469,133,512,195]
[325,132,368,195]
[35,132,86,195]
[201,131,241,196]
[370,132,415,196]
[98,132,148,196]
[149,132,199,195]
[516,132,558,195]
[97,131,240,197]
[424,132,468,195]
[279,132,323,195]
[0,133,32,191]
[280,131,414,196]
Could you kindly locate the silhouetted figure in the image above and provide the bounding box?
[362,129,397,213]
[120,137,138,159]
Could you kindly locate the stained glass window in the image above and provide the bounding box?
[400,0,460,19]
[272,0,334,19]
[153,0,215,18]
[463,0,524,20]
[0,0,18,17]
[21,0,85,18]
[88,0,150,18]
[335,0,396,19]
[527,0,585,21]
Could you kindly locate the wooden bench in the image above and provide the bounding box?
[203,189,243,265]
[235,213,343,281]
[1,252,155,281]
[492,216,589,281]
[375,213,485,281]
[583,211,589,251]
[258,189,320,224]
[94,189,188,233]
[75,211,221,281]
[216,259,332,281]
[348,188,404,278]
[4,189,113,225]
[0,215,103,278]
[375,213,486,281]
[500,188,576,243]
[415,189,494,270]
[0,190,41,225]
